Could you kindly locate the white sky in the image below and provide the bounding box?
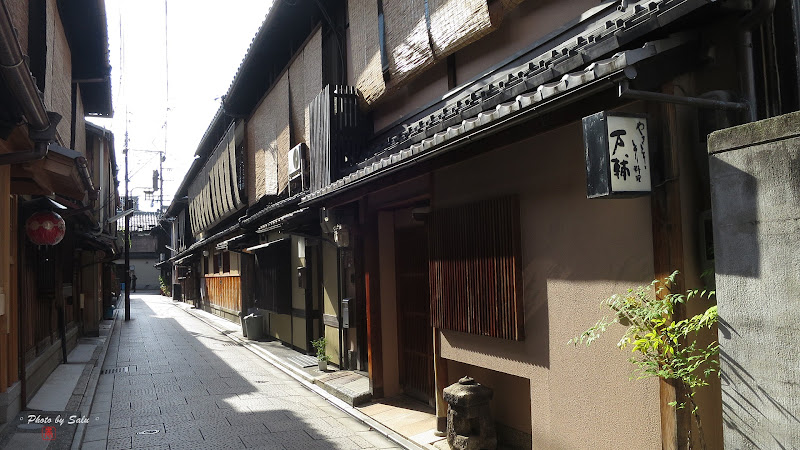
[90,0,275,212]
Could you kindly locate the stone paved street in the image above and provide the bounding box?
[80,293,403,449]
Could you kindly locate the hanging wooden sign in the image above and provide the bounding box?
[583,111,652,198]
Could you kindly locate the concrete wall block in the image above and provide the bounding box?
[708,111,800,449]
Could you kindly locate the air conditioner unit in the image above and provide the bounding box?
[288,143,306,180]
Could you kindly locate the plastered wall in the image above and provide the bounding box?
[433,121,660,449]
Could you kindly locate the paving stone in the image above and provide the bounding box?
[107,437,133,449]
[170,436,246,450]
[88,295,401,450]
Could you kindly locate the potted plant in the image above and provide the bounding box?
[311,337,330,371]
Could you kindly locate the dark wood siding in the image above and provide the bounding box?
[428,195,524,340]
[254,239,292,314]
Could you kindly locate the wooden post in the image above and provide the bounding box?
[650,96,690,450]
[364,214,384,398]
[0,166,10,392]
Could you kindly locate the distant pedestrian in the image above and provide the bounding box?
[131,273,137,292]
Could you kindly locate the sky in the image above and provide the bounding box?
[89,0,275,212]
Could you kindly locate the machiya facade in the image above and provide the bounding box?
[162,0,800,448]
[0,0,116,427]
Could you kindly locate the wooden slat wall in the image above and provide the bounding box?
[253,239,292,315]
[205,275,241,312]
[428,195,523,340]
[309,85,364,192]
[0,172,19,392]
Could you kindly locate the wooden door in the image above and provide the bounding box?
[395,226,434,405]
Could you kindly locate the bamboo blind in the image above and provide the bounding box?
[289,44,308,147]
[289,28,323,148]
[304,29,323,146]
[428,196,524,340]
[274,74,291,195]
[428,0,495,56]
[348,0,386,105]
[384,0,435,84]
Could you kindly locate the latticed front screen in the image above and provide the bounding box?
[428,195,524,340]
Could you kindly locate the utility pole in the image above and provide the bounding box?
[124,130,131,321]
[159,151,164,213]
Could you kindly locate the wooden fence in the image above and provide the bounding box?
[205,275,241,312]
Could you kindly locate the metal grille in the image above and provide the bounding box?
[428,195,524,340]
[100,367,129,374]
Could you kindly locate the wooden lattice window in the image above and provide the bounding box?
[428,195,524,340]
[253,239,291,314]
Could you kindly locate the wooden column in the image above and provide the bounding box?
[650,97,690,450]
[363,214,384,398]
[0,167,14,392]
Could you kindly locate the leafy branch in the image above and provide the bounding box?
[569,271,718,449]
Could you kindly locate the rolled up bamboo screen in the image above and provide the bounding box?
[303,30,323,146]
[348,0,386,105]
[428,0,495,56]
[349,0,502,107]
[384,0,435,84]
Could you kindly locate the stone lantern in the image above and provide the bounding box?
[443,376,497,450]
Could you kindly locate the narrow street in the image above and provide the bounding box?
[82,293,403,450]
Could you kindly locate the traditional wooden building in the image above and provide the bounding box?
[163,0,800,447]
[0,0,114,425]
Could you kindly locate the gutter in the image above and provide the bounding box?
[75,156,98,201]
[0,1,57,165]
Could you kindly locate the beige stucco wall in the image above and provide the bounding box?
[433,120,660,449]
[454,0,597,84]
[373,61,449,133]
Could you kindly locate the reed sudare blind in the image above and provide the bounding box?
[347,0,498,107]
[428,195,524,341]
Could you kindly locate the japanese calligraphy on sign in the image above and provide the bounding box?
[582,111,652,198]
[606,115,651,193]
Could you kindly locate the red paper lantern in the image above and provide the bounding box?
[25,211,66,246]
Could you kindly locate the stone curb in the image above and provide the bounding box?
[170,300,427,450]
[70,302,121,449]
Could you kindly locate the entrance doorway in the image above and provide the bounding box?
[394,226,434,405]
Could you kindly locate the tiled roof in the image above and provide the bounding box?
[301,32,694,203]
[118,211,161,232]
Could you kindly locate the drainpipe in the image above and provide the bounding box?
[0,1,58,165]
[739,0,777,122]
[75,156,98,201]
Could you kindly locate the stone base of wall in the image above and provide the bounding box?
[0,326,78,426]
[0,381,22,426]
[200,304,241,325]
[25,326,78,404]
